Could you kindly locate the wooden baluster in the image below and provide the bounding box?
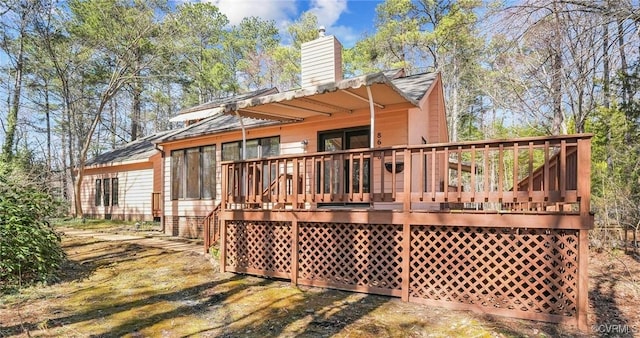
[349,152,354,201]
[380,150,386,201]
[419,149,424,201]
[292,158,299,208]
[403,149,411,211]
[431,148,436,201]
[484,145,489,202]
[528,142,534,195]
[391,150,397,200]
[302,157,308,205]
[544,141,550,202]
[320,155,325,201]
[470,146,476,202]
[498,144,504,202]
[444,147,449,201]
[252,162,257,203]
[457,146,462,201]
[359,152,364,201]
[338,153,344,201]
[560,139,566,200]
[311,156,316,202]
[513,143,519,202]
[267,160,272,203]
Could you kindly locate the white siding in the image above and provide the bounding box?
[81,168,154,220]
[301,35,343,88]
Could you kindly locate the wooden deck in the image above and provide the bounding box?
[209,134,593,330]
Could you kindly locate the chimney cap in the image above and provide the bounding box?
[318,26,326,37]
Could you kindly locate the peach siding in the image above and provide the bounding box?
[162,91,447,236]
[81,166,154,221]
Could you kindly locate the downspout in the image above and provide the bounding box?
[366,85,375,148]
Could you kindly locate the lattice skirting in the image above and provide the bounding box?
[408,226,578,322]
[225,221,292,278]
[223,220,586,326]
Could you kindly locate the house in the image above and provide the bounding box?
[80,31,593,330]
[76,132,168,221]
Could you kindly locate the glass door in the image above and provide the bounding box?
[318,127,370,202]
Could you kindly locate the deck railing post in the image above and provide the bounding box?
[221,164,228,209]
[577,138,591,217]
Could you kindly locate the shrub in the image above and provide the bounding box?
[0,164,65,292]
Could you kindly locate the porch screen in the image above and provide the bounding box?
[171,145,216,200]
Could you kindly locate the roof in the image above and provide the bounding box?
[169,87,279,122]
[86,131,172,166]
[161,113,281,143]
[162,70,439,142]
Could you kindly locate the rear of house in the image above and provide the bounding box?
[78,31,593,330]
[158,67,448,237]
[76,133,166,221]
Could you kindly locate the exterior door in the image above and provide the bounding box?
[318,127,370,200]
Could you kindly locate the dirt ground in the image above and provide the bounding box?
[0,227,638,337]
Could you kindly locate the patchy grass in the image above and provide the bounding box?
[55,219,160,231]
[2,230,638,337]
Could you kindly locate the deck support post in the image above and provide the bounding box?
[577,229,589,332]
[220,216,227,273]
[291,219,299,286]
[401,219,411,302]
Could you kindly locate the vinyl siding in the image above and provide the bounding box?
[80,165,154,221]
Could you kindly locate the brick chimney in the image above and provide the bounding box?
[300,27,343,88]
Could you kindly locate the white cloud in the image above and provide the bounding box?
[308,0,348,28]
[207,0,298,25]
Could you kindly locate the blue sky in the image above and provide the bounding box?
[205,0,385,47]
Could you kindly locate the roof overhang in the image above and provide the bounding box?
[170,72,421,124]
[169,107,222,122]
[222,72,420,121]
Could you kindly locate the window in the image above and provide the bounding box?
[95,179,102,206]
[112,178,119,206]
[222,136,280,161]
[103,178,110,206]
[171,145,216,200]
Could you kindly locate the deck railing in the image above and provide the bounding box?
[221,134,591,214]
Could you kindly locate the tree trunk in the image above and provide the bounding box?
[550,11,564,135]
[617,19,630,106]
[602,20,610,109]
[44,78,52,169]
[131,50,142,141]
[2,11,26,162]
